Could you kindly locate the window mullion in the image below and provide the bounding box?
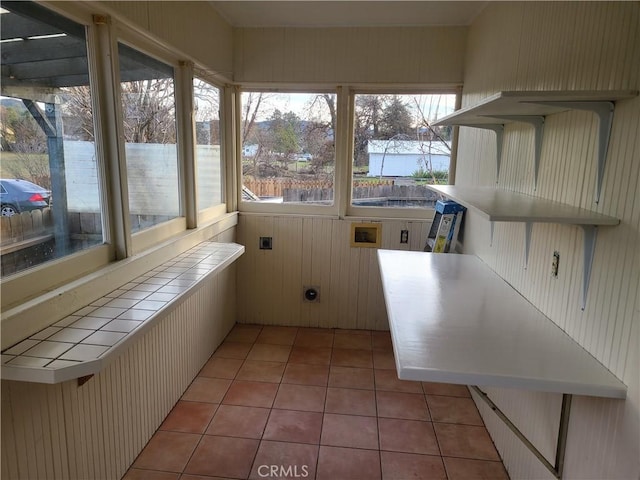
[335,86,354,218]
[91,15,132,259]
[175,61,197,228]
[229,86,241,211]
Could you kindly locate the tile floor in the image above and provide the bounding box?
[124,324,509,480]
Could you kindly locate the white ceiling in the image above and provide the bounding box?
[210,1,487,28]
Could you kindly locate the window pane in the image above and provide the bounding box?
[194,79,223,210]
[352,93,456,208]
[1,2,103,277]
[119,44,179,232]
[241,92,336,205]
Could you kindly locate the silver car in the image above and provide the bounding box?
[0,179,51,216]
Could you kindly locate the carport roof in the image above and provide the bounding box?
[1,1,171,96]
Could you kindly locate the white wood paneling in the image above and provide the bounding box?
[102,1,234,80]
[1,231,237,480]
[234,26,467,85]
[458,2,639,478]
[237,214,430,330]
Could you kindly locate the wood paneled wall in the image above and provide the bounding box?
[1,230,237,480]
[99,1,234,80]
[233,26,467,84]
[456,2,639,478]
[236,214,430,330]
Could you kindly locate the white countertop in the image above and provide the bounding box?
[378,250,626,399]
[1,242,244,384]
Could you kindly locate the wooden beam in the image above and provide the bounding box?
[0,36,86,65]
[0,13,62,40]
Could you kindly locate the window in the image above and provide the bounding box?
[0,2,103,277]
[240,91,336,206]
[119,44,180,232]
[193,78,223,212]
[351,93,456,210]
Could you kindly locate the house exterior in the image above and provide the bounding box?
[366,139,451,177]
[1,2,638,480]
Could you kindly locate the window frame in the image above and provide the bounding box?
[346,88,460,220]
[115,36,185,246]
[193,74,227,224]
[0,3,113,309]
[236,86,344,217]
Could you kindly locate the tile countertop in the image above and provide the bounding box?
[1,242,245,384]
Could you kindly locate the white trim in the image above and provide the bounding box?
[1,244,112,311]
[346,206,435,220]
[91,14,132,259]
[349,84,462,95]
[131,217,187,255]
[334,86,350,218]
[239,201,337,216]
[177,61,197,228]
[198,204,228,225]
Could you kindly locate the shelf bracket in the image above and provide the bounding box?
[525,101,615,204]
[466,124,504,183]
[471,387,572,479]
[488,115,545,190]
[581,225,598,310]
[524,222,533,269]
[490,221,495,247]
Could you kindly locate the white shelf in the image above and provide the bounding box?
[433,90,637,126]
[426,185,619,226]
[434,89,638,198]
[377,250,626,399]
[427,185,619,309]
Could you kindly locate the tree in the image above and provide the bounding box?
[413,96,453,144]
[379,96,413,138]
[193,79,220,145]
[241,92,266,143]
[412,95,453,184]
[121,79,176,144]
[271,110,300,156]
[61,86,95,141]
[303,94,336,174]
[353,95,386,166]
[0,103,50,188]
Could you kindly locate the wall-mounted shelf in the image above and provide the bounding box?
[427,185,619,309]
[434,90,638,201]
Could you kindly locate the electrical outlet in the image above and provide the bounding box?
[259,237,272,250]
[552,251,560,277]
[400,230,409,244]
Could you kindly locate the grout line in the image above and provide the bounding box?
[125,325,507,479]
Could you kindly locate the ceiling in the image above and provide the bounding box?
[210,1,487,28]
